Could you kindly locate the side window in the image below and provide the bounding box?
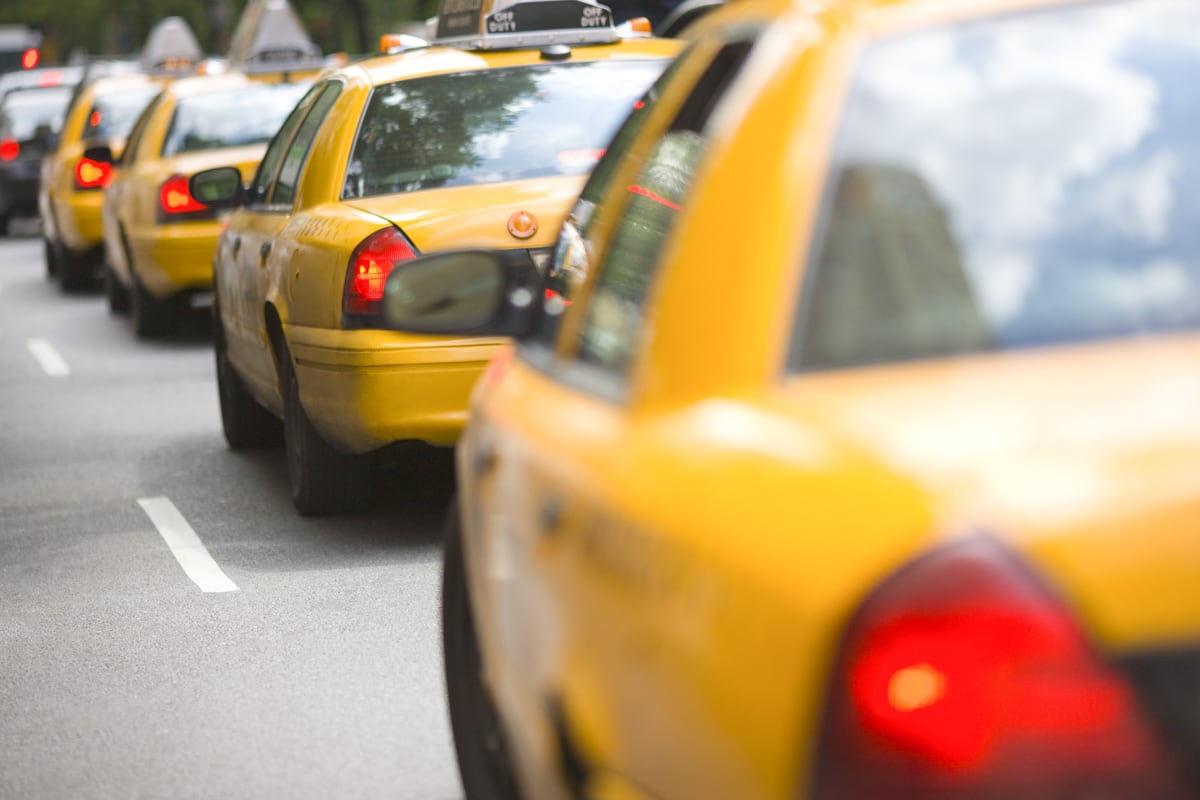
[120,92,164,166]
[532,56,687,348]
[567,39,756,387]
[268,82,342,208]
[248,83,323,207]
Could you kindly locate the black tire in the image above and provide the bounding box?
[214,302,282,449]
[43,237,58,278]
[443,502,522,800]
[0,211,10,237]
[282,356,370,515]
[130,269,177,338]
[58,247,92,293]
[104,264,130,315]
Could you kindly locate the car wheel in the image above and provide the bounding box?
[104,263,130,315]
[214,301,281,449]
[58,247,92,293]
[43,237,59,278]
[130,269,177,338]
[443,501,522,800]
[282,358,370,515]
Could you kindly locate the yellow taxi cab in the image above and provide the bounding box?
[187,0,681,514]
[379,0,1200,796]
[38,18,202,291]
[93,2,322,335]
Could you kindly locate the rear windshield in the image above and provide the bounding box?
[1,87,73,139]
[790,0,1200,371]
[161,81,311,156]
[84,85,161,141]
[342,59,670,199]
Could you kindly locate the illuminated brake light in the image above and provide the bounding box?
[157,174,209,219]
[75,157,112,189]
[38,70,62,87]
[813,539,1188,798]
[21,48,39,70]
[89,110,101,128]
[0,139,18,161]
[342,227,417,321]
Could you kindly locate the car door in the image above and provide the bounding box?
[464,28,762,793]
[222,81,340,397]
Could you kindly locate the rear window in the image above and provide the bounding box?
[790,0,1200,372]
[342,59,670,199]
[1,87,73,139]
[161,81,311,156]
[83,85,161,141]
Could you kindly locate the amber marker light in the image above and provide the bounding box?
[507,210,538,239]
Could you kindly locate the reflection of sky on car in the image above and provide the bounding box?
[834,0,1200,347]
[163,82,312,155]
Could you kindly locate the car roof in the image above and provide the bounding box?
[345,35,680,88]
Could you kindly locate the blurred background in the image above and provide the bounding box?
[0,0,434,63]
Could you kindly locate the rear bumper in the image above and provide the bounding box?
[54,190,104,252]
[284,323,504,453]
[129,220,221,298]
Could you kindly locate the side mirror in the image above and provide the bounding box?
[189,166,246,209]
[382,249,543,337]
[82,144,114,165]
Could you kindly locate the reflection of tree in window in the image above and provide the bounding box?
[341,61,666,199]
[345,71,540,198]
[797,163,993,369]
[578,130,705,373]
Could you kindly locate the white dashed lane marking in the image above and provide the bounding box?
[138,497,239,593]
[26,337,70,377]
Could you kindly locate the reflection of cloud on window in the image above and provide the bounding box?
[791,0,1200,371]
[844,17,1159,252]
[1082,152,1177,243]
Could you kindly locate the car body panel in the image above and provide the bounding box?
[39,73,163,254]
[445,0,1200,797]
[115,143,265,296]
[102,71,315,302]
[216,36,681,455]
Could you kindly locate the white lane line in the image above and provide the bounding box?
[137,497,239,593]
[26,337,70,377]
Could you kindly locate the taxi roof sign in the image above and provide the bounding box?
[434,0,619,50]
[226,0,323,72]
[141,17,203,76]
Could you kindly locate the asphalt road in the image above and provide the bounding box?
[0,226,464,800]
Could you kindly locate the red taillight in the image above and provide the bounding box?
[0,139,18,161]
[74,157,112,189]
[157,174,210,221]
[342,227,417,321]
[21,48,40,70]
[813,539,1188,798]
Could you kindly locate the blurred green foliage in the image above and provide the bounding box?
[0,0,438,64]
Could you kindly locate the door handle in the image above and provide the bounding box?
[259,241,272,259]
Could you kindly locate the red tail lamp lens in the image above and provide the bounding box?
[158,174,208,217]
[21,48,40,70]
[814,540,1185,798]
[75,157,112,189]
[0,139,18,161]
[342,227,417,318]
